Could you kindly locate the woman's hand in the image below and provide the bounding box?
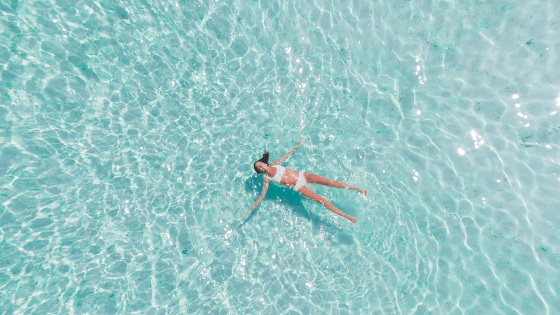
[243,209,252,217]
[271,139,303,166]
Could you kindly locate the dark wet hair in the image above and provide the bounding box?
[253,151,270,174]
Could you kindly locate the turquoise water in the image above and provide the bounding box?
[1,0,559,313]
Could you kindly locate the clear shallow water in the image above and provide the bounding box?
[1,0,559,313]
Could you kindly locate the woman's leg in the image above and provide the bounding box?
[298,187,358,223]
[304,173,367,195]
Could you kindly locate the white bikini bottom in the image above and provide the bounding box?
[294,171,307,191]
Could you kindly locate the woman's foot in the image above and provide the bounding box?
[359,189,368,195]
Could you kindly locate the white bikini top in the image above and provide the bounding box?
[266,165,285,184]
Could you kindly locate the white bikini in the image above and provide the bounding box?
[266,165,307,191]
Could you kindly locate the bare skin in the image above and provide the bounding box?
[245,140,367,224]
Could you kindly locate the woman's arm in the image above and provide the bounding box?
[243,178,270,217]
[270,140,303,166]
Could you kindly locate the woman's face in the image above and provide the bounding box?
[255,161,268,173]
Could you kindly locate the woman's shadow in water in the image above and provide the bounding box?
[239,176,354,245]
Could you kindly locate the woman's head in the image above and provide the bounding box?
[253,151,270,174]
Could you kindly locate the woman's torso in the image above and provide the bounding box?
[267,165,299,189]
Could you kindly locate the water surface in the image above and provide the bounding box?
[1,0,559,313]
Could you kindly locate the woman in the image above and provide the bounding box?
[245,140,367,223]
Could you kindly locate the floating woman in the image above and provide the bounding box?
[245,140,367,223]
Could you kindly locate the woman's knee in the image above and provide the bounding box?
[300,187,325,203]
